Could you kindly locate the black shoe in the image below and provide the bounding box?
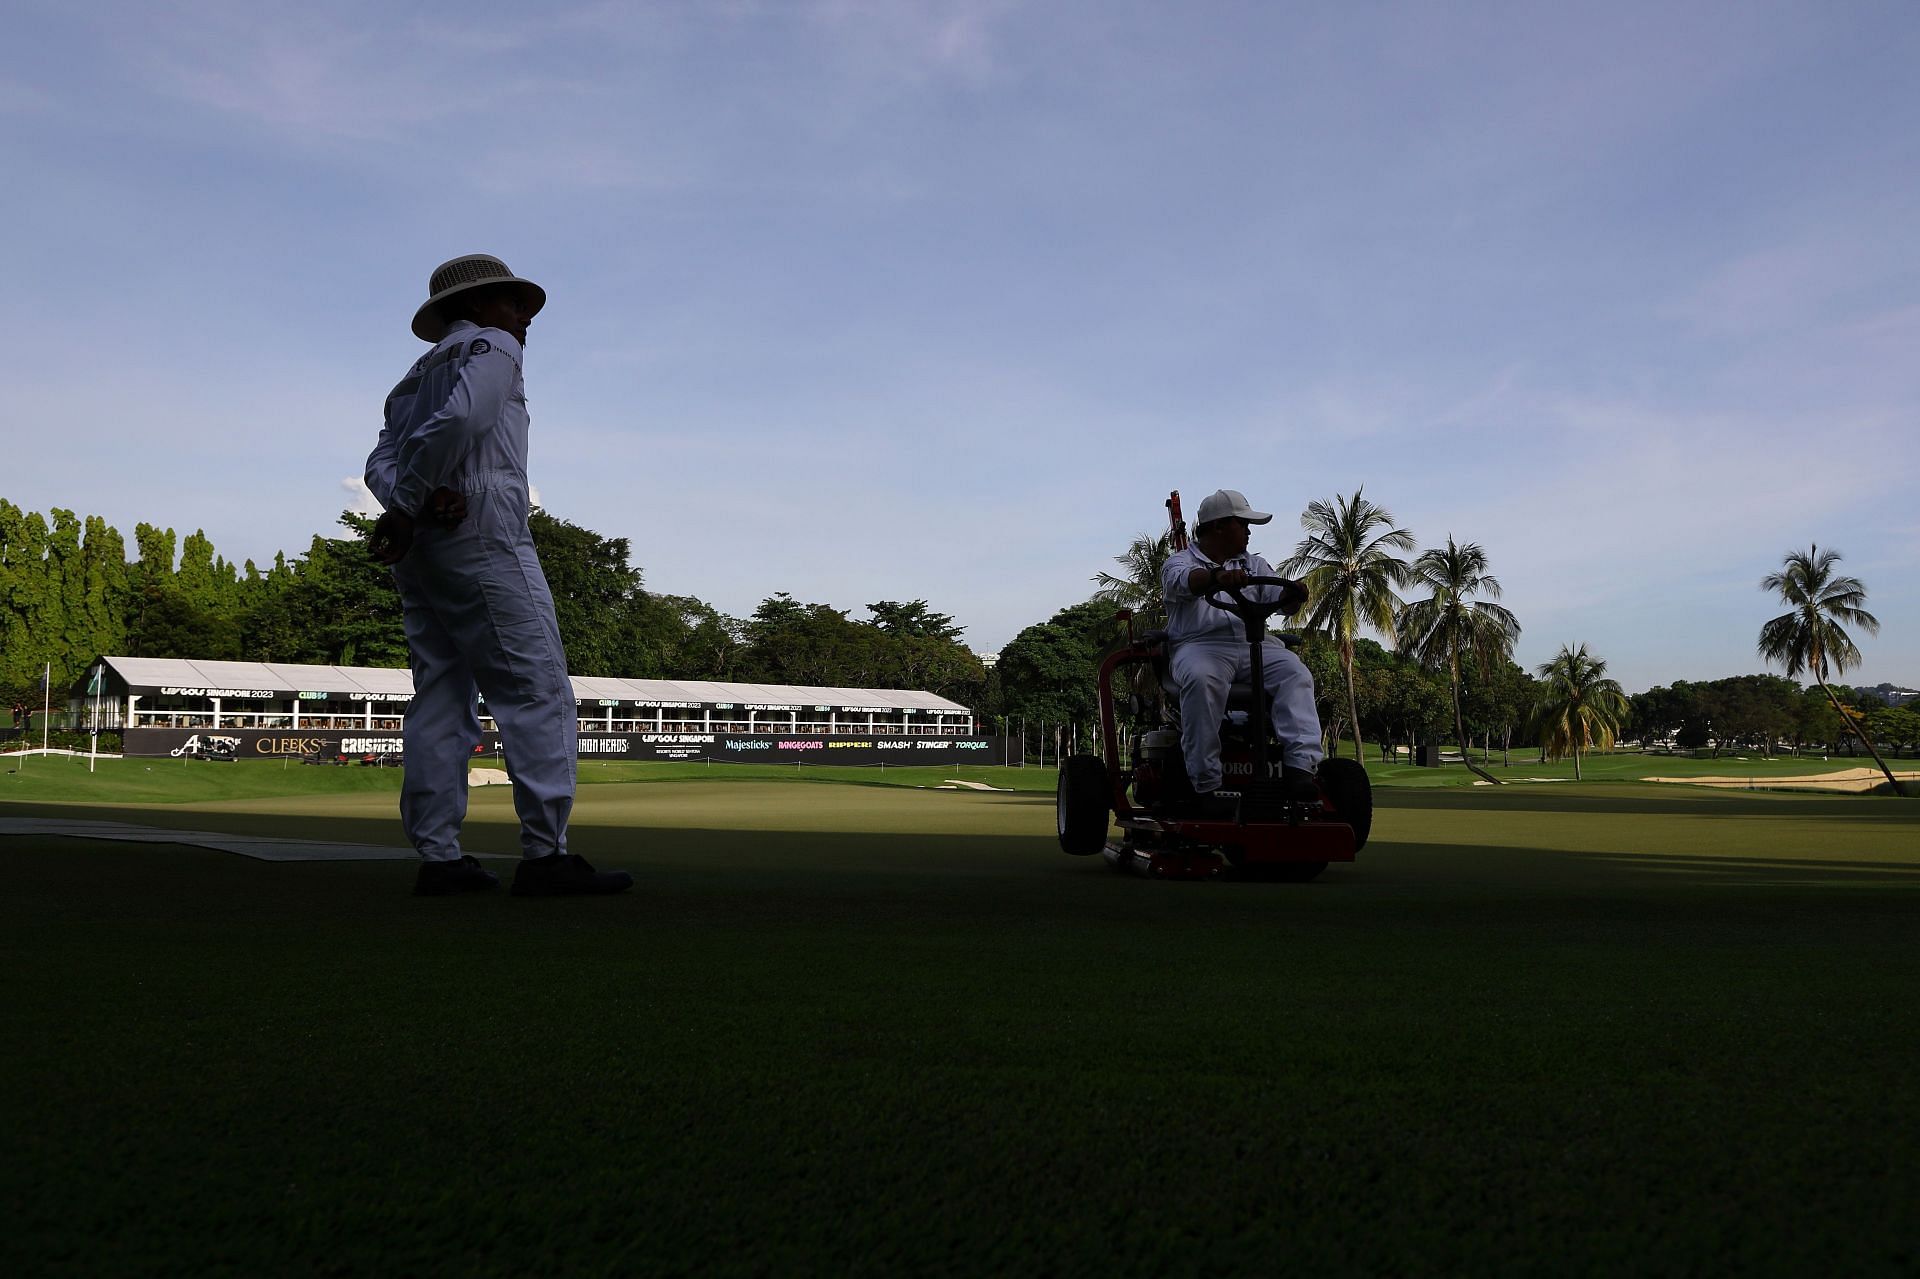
[1280,767,1321,803]
[413,855,500,896]
[511,853,634,897]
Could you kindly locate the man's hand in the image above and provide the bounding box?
[368,509,416,565]
[1189,565,1252,595]
[425,487,468,529]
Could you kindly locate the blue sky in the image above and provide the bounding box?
[5,0,1915,693]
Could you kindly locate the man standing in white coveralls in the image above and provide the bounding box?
[366,254,632,897]
[1159,488,1324,807]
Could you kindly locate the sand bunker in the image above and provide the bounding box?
[1642,766,1920,793]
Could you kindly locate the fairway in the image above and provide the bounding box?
[5,773,1918,1276]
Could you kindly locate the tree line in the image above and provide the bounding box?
[0,498,985,711]
[1628,674,1919,758]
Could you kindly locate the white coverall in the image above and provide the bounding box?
[1159,543,1323,794]
[365,320,574,862]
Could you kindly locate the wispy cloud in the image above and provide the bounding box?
[138,12,445,143]
[340,477,380,516]
[804,0,1022,81]
[1671,229,1893,339]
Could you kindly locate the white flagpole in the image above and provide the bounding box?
[89,663,101,773]
[41,662,51,756]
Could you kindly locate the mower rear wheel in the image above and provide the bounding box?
[1318,756,1373,851]
[1057,754,1111,856]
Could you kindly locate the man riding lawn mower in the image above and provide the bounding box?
[1056,489,1372,881]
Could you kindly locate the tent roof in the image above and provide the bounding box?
[91,657,970,713]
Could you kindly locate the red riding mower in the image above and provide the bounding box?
[1054,495,1372,881]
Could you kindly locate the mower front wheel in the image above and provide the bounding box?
[1057,754,1111,856]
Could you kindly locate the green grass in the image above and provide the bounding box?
[0,755,1057,805]
[0,753,410,804]
[8,746,1908,809]
[1338,743,1916,789]
[5,774,1918,1275]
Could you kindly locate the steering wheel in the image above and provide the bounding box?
[1204,574,1308,624]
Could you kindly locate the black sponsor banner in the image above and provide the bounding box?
[559,734,1016,765]
[125,728,1016,765]
[126,729,406,760]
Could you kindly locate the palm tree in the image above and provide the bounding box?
[1092,530,1176,630]
[1397,537,1521,785]
[1283,489,1414,762]
[1758,545,1905,796]
[1533,643,1628,780]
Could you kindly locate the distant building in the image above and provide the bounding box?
[977,651,1000,669]
[71,655,1010,764]
[1858,683,1917,707]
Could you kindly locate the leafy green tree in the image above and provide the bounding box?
[131,523,177,591]
[1532,643,1629,780]
[78,515,130,666]
[674,600,743,681]
[854,602,986,700]
[1346,639,1400,754]
[1289,631,1350,752]
[174,529,242,616]
[625,592,742,680]
[1866,705,1919,757]
[737,593,893,687]
[242,515,408,667]
[1283,488,1414,764]
[527,508,645,677]
[128,582,244,660]
[865,600,964,643]
[1462,652,1536,766]
[1631,682,1703,748]
[0,500,51,692]
[1700,674,1801,757]
[1757,545,1904,795]
[1375,659,1450,763]
[1397,537,1521,784]
[1794,685,1845,754]
[0,502,136,695]
[47,509,84,681]
[996,599,1115,743]
[890,632,988,704]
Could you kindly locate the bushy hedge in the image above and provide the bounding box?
[2,730,122,753]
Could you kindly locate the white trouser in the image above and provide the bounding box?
[1169,636,1323,794]
[391,472,575,861]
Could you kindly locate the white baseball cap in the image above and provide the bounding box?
[1195,488,1272,526]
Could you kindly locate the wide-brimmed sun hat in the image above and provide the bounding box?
[411,254,546,342]
[1195,488,1272,526]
